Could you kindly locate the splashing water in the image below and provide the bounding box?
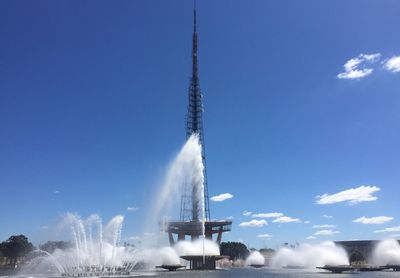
[24,214,140,276]
[24,213,219,275]
[26,135,215,276]
[174,239,219,257]
[152,134,204,219]
[246,251,265,266]
[151,134,207,258]
[372,238,400,265]
[271,241,349,269]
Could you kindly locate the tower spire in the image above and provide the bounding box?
[180,2,211,222]
[193,0,197,33]
[165,3,232,250]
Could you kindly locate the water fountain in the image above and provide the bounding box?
[271,241,349,270]
[150,134,229,269]
[372,238,400,268]
[25,214,142,277]
[23,135,223,276]
[246,251,265,268]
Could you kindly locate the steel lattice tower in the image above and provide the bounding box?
[165,4,231,248]
[179,6,211,222]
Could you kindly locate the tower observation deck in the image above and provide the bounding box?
[165,4,231,247]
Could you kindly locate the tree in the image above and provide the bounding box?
[0,235,34,258]
[259,248,275,253]
[349,250,365,264]
[220,241,249,261]
[39,241,72,254]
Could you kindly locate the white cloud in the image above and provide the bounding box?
[353,216,394,225]
[272,216,301,223]
[143,232,155,237]
[384,56,400,73]
[210,193,233,202]
[41,225,49,229]
[252,212,284,218]
[258,233,273,239]
[128,236,141,241]
[127,207,139,211]
[226,216,234,220]
[307,236,316,240]
[338,68,373,79]
[314,229,340,236]
[242,211,252,216]
[313,224,337,229]
[374,226,400,233]
[316,185,380,205]
[322,214,333,219]
[239,219,268,228]
[304,220,311,224]
[337,53,381,79]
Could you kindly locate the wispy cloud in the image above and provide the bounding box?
[384,56,400,73]
[127,207,139,211]
[252,212,284,218]
[307,236,316,240]
[41,225,49,229]
[239,219,268,228]
[211,193,233,202]
[313,224,337,229]
[54,190,60,194]
[314,229,340,236]
[143,232,156,237]
[251,212,301,224]
[242,210,252,216]
[258,233,272,239]
[337,53,381,79]
[316,185,380,205]
[304,220,311,224]
[353,216,393,225]
[272,216,301,223]
[128,236,141,241]
[322,214,333,219]
[374,226,400,233]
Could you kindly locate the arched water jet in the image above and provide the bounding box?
[23,214,142,277]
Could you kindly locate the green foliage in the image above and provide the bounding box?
[349,250,365,263]
[259,248,275,253]
[39,241,72,254]
[0,235,34,258]
[220,241,249,261]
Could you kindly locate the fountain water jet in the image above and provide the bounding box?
[372,238,400,265]
[271,241,349,269]
[246,251,265,267]
[23,214,141,277]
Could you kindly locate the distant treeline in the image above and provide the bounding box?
[0,235,71,260]
[1,235,271,264]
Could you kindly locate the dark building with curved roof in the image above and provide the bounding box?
[335,240,400,263]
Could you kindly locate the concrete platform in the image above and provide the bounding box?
[180,255,229,270]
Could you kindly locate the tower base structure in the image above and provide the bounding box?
[180,255,229,270]
[165,220,232,245]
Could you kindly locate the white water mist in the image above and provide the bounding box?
[271,241,349,269]
[151,134,207,258]
[246,251,265,266]
[372,238,400,265]
[25,214,141,276]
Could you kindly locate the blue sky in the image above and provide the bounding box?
[1,0,400,249]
